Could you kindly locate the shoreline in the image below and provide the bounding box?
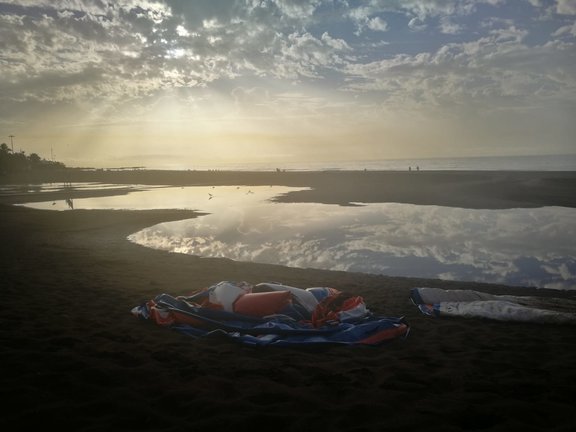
[1,170,576,431]
[2,169,576,209]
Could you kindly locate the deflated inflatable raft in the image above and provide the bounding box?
[132,281,409,347]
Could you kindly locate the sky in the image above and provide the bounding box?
[0,0,575,169]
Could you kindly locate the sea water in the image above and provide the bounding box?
[184,154,576,172]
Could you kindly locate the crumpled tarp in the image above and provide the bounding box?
[131,281,409,347]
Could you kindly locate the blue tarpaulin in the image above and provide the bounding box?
[132,282,409,347]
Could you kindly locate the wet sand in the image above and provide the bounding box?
[5,168,576,208]
[1,170,576,431]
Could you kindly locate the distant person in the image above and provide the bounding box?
[409,166,412,171]
[416,166,420,171]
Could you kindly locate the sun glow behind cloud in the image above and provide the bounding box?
[0,0,575,168]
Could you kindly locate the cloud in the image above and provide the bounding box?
[408,17,427,31]
[553,21,576,36]
[439,16,463,34]
[347,0,499,22]
[271,0,323,19]
[367,16,388,32]
[2,0,570,108]
[344,27,576,111]
[556,0,576,14]
[0,1,175,103]
[0,0,356,107]
[1,0,575,164]
[272,31,352,79]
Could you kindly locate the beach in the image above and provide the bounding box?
[1,170,576,431]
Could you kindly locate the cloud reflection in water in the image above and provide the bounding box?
[129,198,576,290]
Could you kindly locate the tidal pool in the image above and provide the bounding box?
[14,183,576,289]
[127,190,576,290]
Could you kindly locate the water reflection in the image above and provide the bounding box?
[16,184,300,212]
[13,184,576,289]
[5,182,148,210]
[0,182,135,195]
[129,200,576,290]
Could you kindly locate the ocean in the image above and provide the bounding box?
[189,154,576,172]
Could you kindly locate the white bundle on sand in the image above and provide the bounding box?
[411,287,576,324]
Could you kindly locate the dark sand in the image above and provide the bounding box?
[1,170,576,431]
